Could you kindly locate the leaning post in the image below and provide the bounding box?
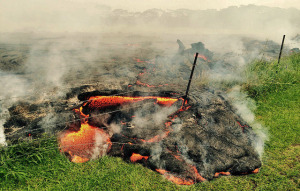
[183,53,199,106]
[277,35,285,73]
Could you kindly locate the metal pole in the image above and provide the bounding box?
[277,35,285,72]
[183,53,198,106]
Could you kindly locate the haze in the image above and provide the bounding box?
[47,0,300,11]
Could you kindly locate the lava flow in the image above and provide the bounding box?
[59,90,261,185]
[59,121,111,163]
[130,153,149,162]
[86,95,180,109]
[59,95,182,163]
[155,169,194,185]
[59,104,112,163]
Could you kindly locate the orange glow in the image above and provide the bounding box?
[71,155,90,163]
[236,121,249,128]
[214,171,231,178]
[141,131,170,143]
[155,169,194,185]
[165,121,172,127]
[130,153,149,162]
[220,172,231,175]
[135,58,145,63]
[156,163,206,184]
[156,97,179,106]
[87,96,180,109]
[191,166,206,182]
[165,148,183,161]
[179,105,191,112]
[59,122,111,163]
[241,168,260,175]
[74,107,89,122]
[194,54,208,61]
[166,175,194,185]
[156,169,168,174]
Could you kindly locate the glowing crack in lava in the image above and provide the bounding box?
[86,96,180,109]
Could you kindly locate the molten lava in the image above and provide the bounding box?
[59,121,111,163]
[155,169,194,185]
[130,153,149,162]
[59,89,261,185]
[60,95,181,163]
[87,96,180,109]
[214,172,231,178]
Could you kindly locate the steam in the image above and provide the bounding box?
[0,72,28,101]
[131,104,178,137]
[0,72,29,146]
[150,142,164,168]
[91,129,110,159]
[228,86,268,157]
[0,119,7,146]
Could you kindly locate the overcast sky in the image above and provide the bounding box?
[72,0,300,11]
[1,0,300,33]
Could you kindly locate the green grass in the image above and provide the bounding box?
[1,53,299,190]
[244,52,300,99]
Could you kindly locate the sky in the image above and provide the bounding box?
[1,0,300,33]
[72,0,300,11]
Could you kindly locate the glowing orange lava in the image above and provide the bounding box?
[191,166,206,182]
[130,153,149,162]
[141,131,170,143]
[214,171,231,178]
[71,155,90,163]
[59,121,111,163]
[155,169,194,185]
[87,96,180,109]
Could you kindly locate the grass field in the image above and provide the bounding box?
[1,53,299,190]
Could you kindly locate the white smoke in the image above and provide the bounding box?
[91,129,110,159]
[0,119,7,146]
[109,123,121,135]
[131,104,178,135]
[0,71,29,146]
[228,86,269,157]
[150,142,164,168]
[0,72,28,101]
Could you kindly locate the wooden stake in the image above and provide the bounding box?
[277,35,285,73]
[184,53,199,105]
